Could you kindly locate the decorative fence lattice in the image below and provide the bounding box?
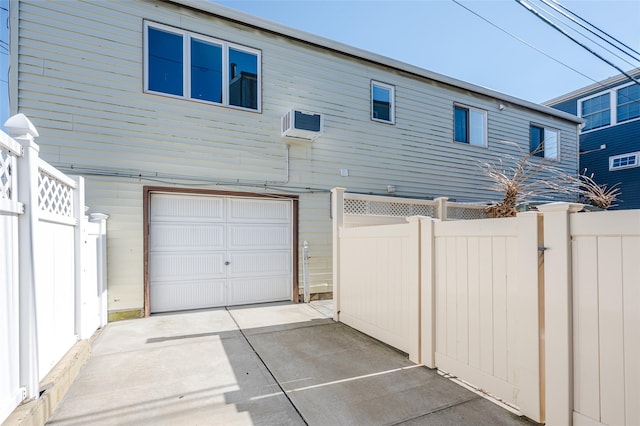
[344,198,436,218]
[38,170,73,217]
[0,149,13,201]
[447,204,489,220]
[341,192,488,222]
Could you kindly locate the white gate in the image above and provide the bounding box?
[338,219,421,362]
[432,213,542,421]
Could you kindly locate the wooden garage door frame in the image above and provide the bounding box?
[143,186,299,317]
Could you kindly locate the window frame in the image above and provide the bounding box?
[370,80,395,124]
[529,123,560,161]
[615,82,640,124]
[609,151,640,171]
[578,82,640,133]
[453,103,488,148]
[143,21,261,112]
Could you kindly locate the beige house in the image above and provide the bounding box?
[8,0,581,319]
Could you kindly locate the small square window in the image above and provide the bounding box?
[454,105,486,147]
[371,81,395,124]
[530,124,559,160]
[610,152,640,171]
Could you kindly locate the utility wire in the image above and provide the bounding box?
[531,0,640,70]
[515,0,640,87]
[450,0,599,86]
[548,0,640,60]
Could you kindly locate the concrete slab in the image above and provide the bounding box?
[46,308,304,426]
[46,302,536,426]
[242,320,532,425]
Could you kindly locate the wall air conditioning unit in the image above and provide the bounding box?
[281,109,323,141]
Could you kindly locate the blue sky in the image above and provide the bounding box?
[217,0,640,103]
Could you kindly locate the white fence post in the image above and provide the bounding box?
[435,197,448,220]
[538,202,584,426]
[89,213,109,328]
[419,216,436,368]
[331,187,345,322]
[6,114,41,400]
[72,176,85,338]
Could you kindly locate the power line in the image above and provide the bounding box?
[540,0,640,63]
[531,0,640,70]
[450,0,601,86]
[515,0,640,87]
[548,0,640,60]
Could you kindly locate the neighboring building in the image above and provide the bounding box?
[1,0,9,128]
[547,69,640,210]
[8,0,581,319]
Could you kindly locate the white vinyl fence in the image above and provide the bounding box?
[0,114,108,424]
[335,193,640,425]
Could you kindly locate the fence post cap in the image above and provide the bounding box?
[89,213,109,222]
[537,202,584,213]
[4,113,39,138]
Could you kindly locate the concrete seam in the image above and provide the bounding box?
[225,307,309,425]
[388,395,482,426]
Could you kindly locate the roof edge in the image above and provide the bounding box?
[545,68,640,106]
[166,0,583,124]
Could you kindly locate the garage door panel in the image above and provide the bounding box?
[150,252,226,280]
[227,251,291,277]
[151,279,226,313]
[228,224,290,250]
[150,194,293,313]
[151,194,225,222]
[228,198,291,223]
[228,276,292,306]
[150,223,225,251]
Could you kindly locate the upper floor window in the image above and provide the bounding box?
[616,84,640,123]
[371,81,395,124]
[454,104,487,147]
[581,93,610,131]
[144,22,261,111]
[578,82,640,132]
[530,124,559,160]
[609,152,639,171]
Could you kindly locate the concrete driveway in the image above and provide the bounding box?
[46,302,534,426]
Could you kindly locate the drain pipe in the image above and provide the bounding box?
[302,240,310,303]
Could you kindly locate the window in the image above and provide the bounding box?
[144,22,260,111]
[530,124,559,160]
[581,93,610,131]
[371,81,394,123]
[617,84,640,123]
[454,105,486,147]
[609,152,639,171]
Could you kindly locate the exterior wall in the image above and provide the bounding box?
[12,0,579,315]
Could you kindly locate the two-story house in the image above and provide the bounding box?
[547,69,640,210]
[8,0,581,320]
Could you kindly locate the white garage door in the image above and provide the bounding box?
[149,193,293,313]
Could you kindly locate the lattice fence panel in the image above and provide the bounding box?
[0,148,13,201]
[38,170,73,217]
[344,198,436,218]
[447,207,489,220]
